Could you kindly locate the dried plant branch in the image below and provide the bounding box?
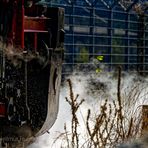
[64,123,70,148]
[65,79,85,148]
[54,69,145,148]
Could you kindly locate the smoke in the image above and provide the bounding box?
[0,39,48,68]
[117,134,148,148]
[0,38,147,147]
[27,69,148,148]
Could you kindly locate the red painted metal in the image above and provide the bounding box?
[3,0,50,50]
[24,30,48,33]
[12,0,50,49]
[11,1,17,41]
[24,17,49,31]
[34,32,37,50]
[0,103,6,117]
[12,0,24,49]
[21,3,25,49]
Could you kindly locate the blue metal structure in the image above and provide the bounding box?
[43,0,148,73]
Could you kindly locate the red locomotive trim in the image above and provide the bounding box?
[0,102,6,117]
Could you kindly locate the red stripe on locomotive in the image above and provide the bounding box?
[0,103,6,117]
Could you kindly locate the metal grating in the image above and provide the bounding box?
[43,0,148,74]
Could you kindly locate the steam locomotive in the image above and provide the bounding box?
[0,0,64,147]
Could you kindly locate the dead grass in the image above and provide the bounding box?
[53,68,146,148]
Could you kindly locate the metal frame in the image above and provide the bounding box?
[46,0,148,74]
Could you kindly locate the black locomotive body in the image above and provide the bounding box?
[0,0,64,147]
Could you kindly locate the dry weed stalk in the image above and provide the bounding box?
[54,69,144,148]
[64,123,70,148]
[116,67,124,140]
[86,99,119,147]
[86,68,143,147]
[65,79,84,148]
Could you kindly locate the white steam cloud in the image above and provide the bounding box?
[28,70,148,148]
[0,38,147,147]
